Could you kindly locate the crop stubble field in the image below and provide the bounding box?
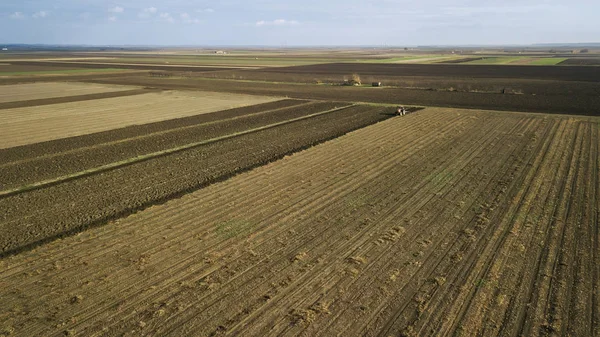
[0,107,597,336]
[1,55,599,336]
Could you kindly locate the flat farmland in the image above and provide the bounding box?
[256,63,600,82]
[0,82,139,103]
[8,61,246,72]
[0,100,391,254]
[94,76,600,116]
[0,90,279,148]
[1,108,597,336]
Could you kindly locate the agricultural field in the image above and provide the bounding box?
[0,48,599,336]
[1,108,598,336]
[0,82,138,103]
[0,90,278,148]
[92,75,600,116]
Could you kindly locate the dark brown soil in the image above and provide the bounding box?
[559,58,600,66]
[92,76,600,116]
[438,57,486,63]
[194,69,600,96]
[0,104,391,256]
[0,99,305,163]
[0,100,343,189]
[256,62,600,82]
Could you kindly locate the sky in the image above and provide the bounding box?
[0,0,598,46]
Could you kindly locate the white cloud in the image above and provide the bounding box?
[139,7,158,18]
[109,6,124,14]
[159,12,174,23]
[32,11,48,19]
[80,12,91,20]
[108,16,117,22]
[256,19,299,27]
[180,13,200,24]
[197,8,215,13]
[10,12,24,19]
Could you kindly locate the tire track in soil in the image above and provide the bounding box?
[448,119,573,336]
[455,118,566,337]
[465,118,568,331]
[418,117,554,336]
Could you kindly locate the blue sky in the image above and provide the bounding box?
[1,0,598,46]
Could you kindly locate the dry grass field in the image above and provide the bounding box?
[0,108,597,336]
[0,90,279,148]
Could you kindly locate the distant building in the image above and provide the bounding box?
[1,48,7,51]
[215,50,227,55]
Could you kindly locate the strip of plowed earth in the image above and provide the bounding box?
[0,104,389,256]
[0,99,303,164]
[194,70,600,96]
[255,62,600,82]
[0,82,139,103]
[8,61,243,72]
[1,109,596,336]
[0,88,152,110]
[0,100,340,191]
[90,76,600,116]
[0,90,279,149]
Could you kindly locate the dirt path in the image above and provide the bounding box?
[1,108,596,336]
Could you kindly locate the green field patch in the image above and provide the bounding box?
[527,58,568,65]
[466,57,526,65]
[215,219,255,239]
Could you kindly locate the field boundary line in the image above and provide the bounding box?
[0,104,357,199]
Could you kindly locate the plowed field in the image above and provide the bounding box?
[0,91,278,148]
[1,108,597,336]
[0,82,137,103]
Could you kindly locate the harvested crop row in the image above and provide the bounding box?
[0,104,390,255]
[1,109,596,336]
[0,90,279,149]
[0,100,335,189]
